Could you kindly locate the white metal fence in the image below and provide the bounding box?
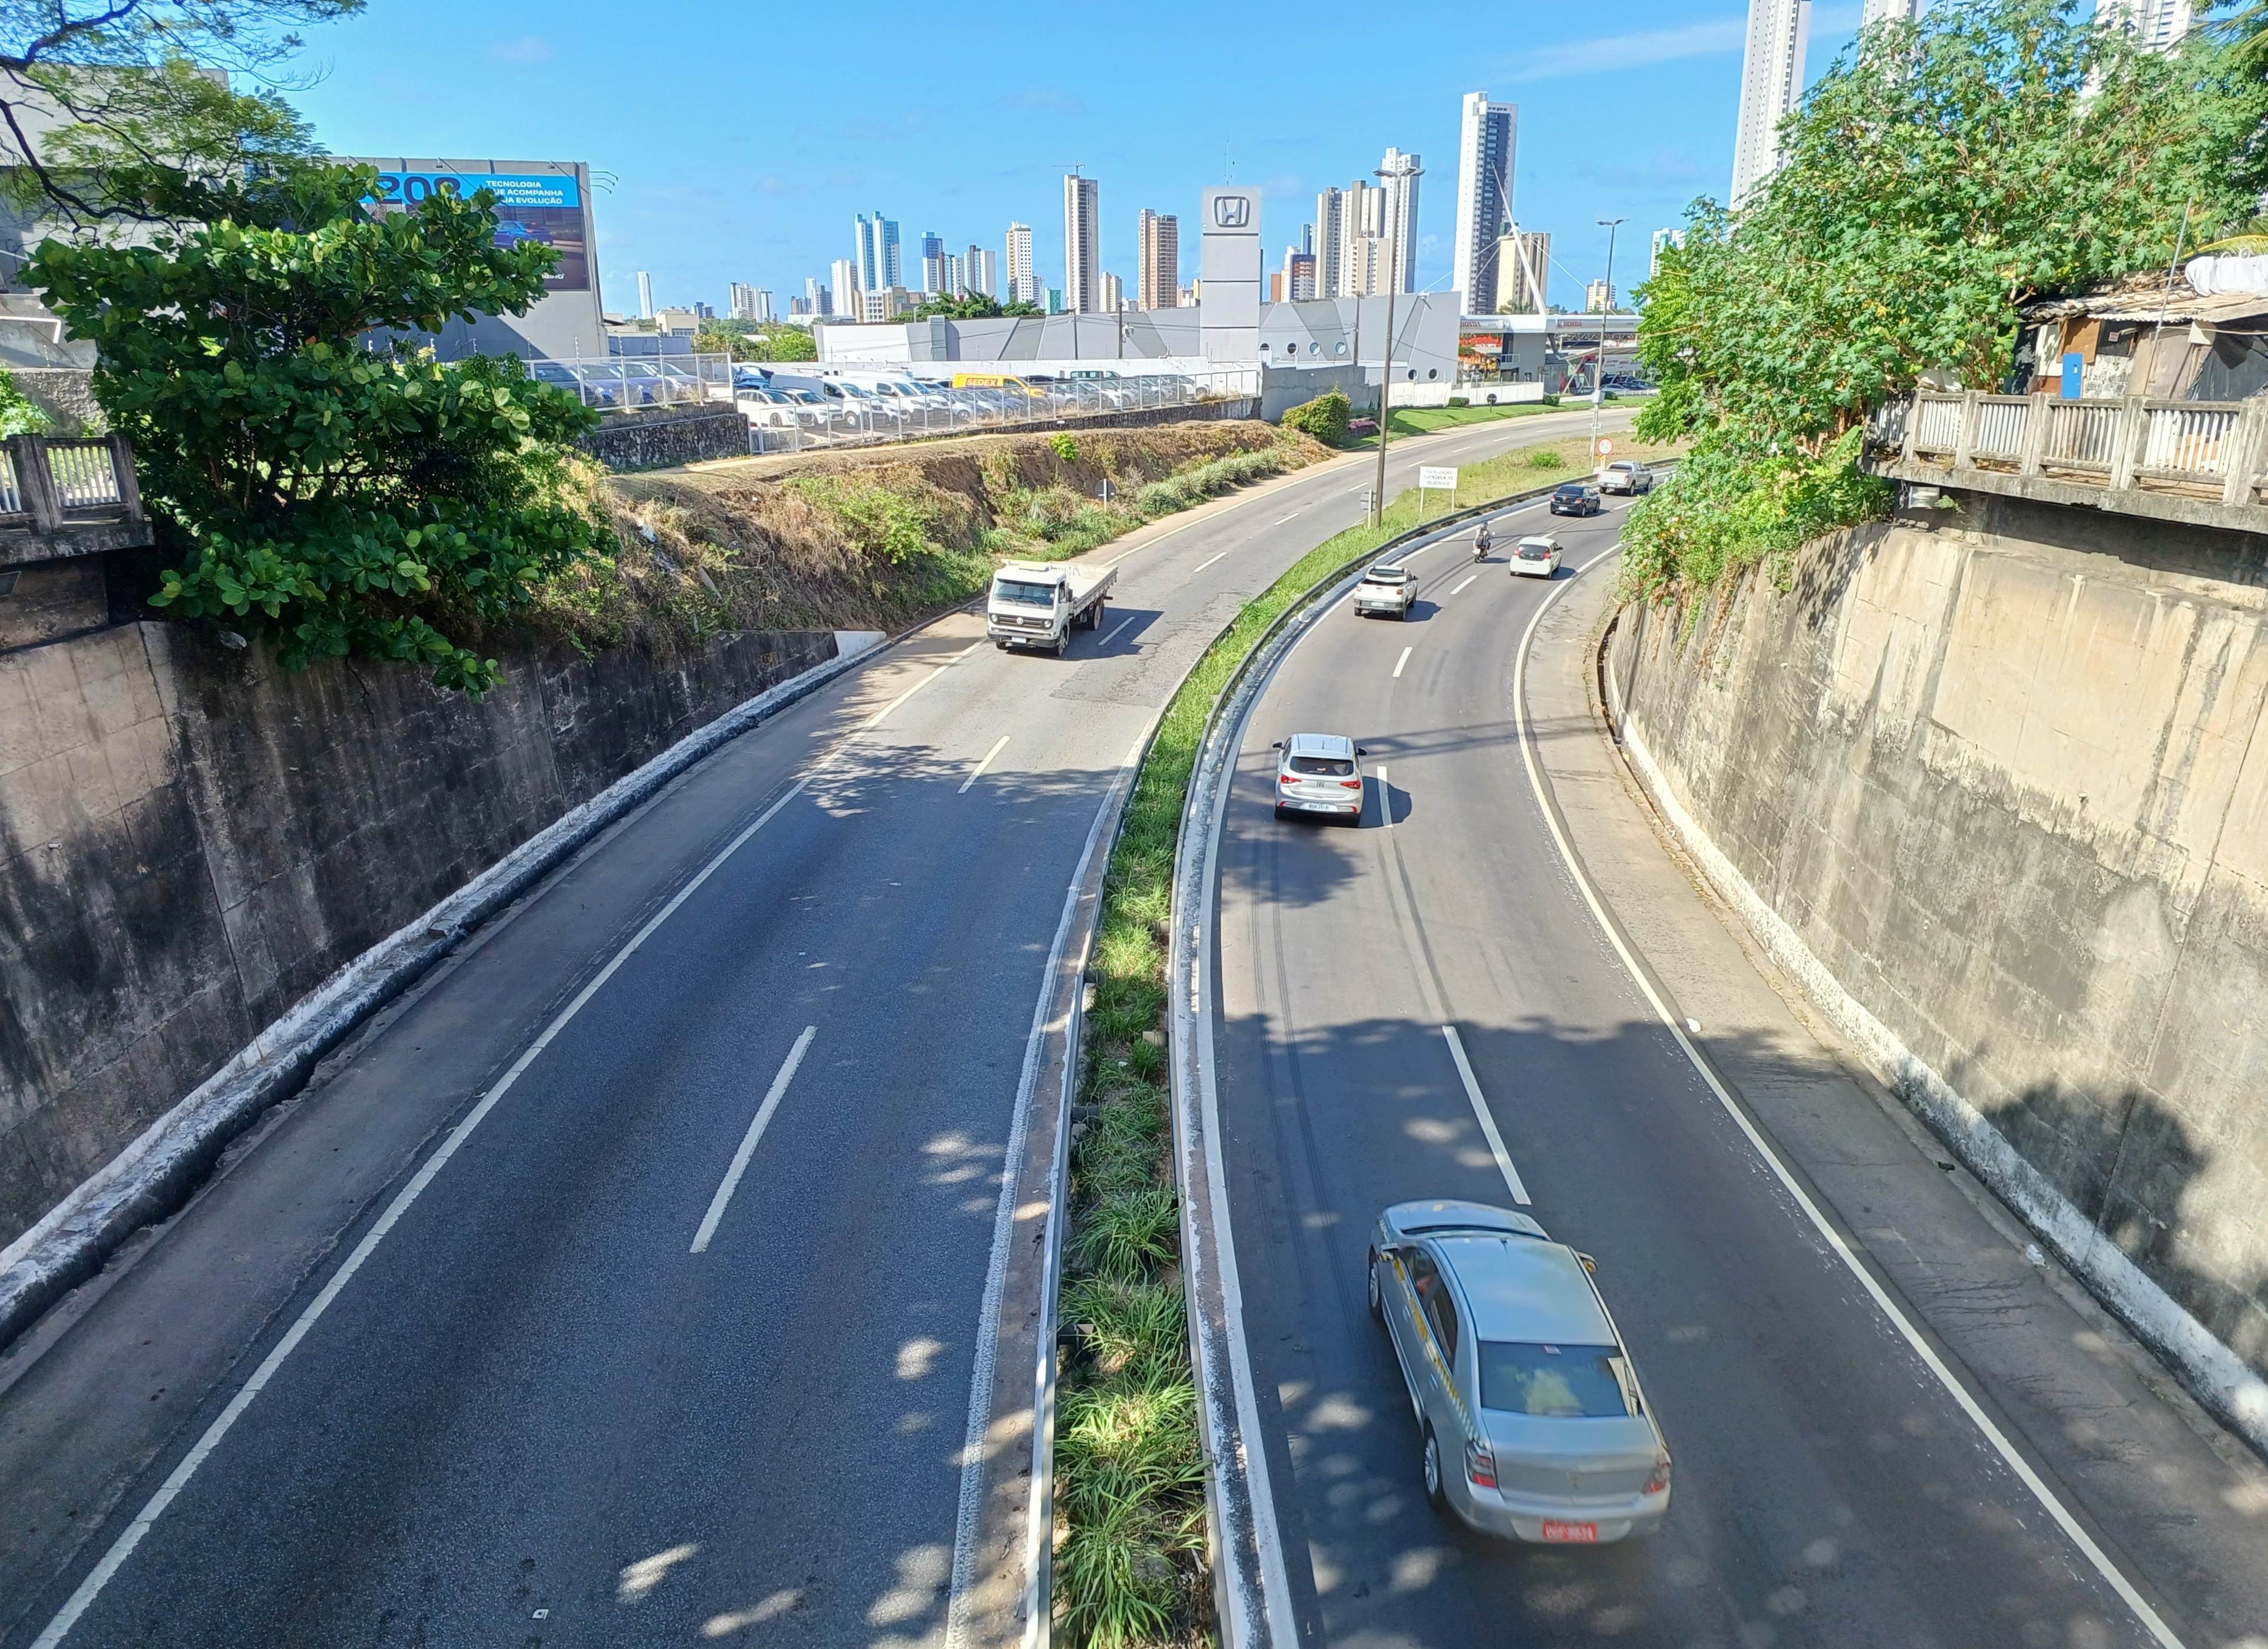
[733,367,1255,455]
[1879,389,2268,508]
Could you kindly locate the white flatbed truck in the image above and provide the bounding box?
[986,560,1116,655]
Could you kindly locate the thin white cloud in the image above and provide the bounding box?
[488,35,553,63]
[1510,18,1747,80]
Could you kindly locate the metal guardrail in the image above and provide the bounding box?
[1869,389,2268,508]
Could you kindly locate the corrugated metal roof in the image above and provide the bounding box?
[2022,274,2268,325]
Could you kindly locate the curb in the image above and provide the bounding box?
[1165,478,1575,1648]
[0,627,901,1355]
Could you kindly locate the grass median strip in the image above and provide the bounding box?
[1050,429,1666,1646]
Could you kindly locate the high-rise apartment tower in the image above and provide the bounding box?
[1063,173,1101,313]
[1138,210,1178,311]
[1006,223,1037,306]
[1731,0,1811,204]
[1378,149,1422,294]
[1453,94,1517,313]
[636,271,653,319]
[1500,230,1549,312]
[1314,188,1345,299]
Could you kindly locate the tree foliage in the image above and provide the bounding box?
[0,1,359,221]
[895,292,1043,322]
[1637,0,2266,462]
[29,161,609,693]
[1624,0,2268,595]
[691,318,818,361]
[1280,389,1350,446]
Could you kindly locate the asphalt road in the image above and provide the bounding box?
[1208,498,2214,1648]
[0,406,1631,1649]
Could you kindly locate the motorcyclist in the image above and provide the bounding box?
[1473,521,1493,562]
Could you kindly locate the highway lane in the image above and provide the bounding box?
[1209,500,2188,1647]
[0,405,1629,1649]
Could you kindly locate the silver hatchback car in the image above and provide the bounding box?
[1368,1200,1671,1544]
[1272,733,1368,824]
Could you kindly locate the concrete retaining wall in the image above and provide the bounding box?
[0,621,841,1250]
[582,405,753,471]
[1605,494,2268,1436]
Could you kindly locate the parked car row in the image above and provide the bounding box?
[732,368,1207,446]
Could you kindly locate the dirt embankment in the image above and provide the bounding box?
[514,421,1327,659]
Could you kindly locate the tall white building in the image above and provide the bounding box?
[1102,271,1125,312]
[1063,172,1101,313]
[1731,0,1811,206]
[1379,148,1422,294]
[1500,230,1549,313]
[1649,227,1685,280]
[1453,94,1517,314]
[2098,0,2193,49]
[830,258,858,320]
[1861,0,1919,21]
[854,212,901,292]
[1315,187,1345,299]
[1006,222,1037,306]
[967,244,998,299]
[636,271,653,319]
[805,274,831,318]
[729,283,773,322]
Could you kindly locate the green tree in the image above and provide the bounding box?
[1625,0,2268,595]
[896,292,1043,321]
[692,319,818,362]
[1280,389,1350,446]
[1638,0,2263,462]
[29,160,609,693]
[0,2,359,221]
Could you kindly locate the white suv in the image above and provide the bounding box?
[1599,461,1655,495]
[1272,733,1368,824]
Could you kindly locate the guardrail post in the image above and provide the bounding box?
[2018,392,2049,477]
[1951,390,1981,471]
[105,432,145,521]
[1899,394,1922,466]
[2110,396,2147,490]
[2224,398,2268,508]
[7,435,60,532]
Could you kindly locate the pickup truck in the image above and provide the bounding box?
[987,560,1115,655]
[1352,562,1416,620]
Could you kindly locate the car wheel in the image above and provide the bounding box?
[1367,1248,1386,1320]
[1422,1426,1450,1514]
[1274,804,1290,822]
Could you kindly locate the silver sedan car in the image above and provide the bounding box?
[1368,1200,1671,1543]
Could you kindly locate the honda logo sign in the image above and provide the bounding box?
[1212,195,1250,229]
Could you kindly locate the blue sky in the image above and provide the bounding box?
[286,0,1860,316]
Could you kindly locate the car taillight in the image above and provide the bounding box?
[1644,1454,1671,1495]
[1464,1438,1497,1490]
[1340,779,1361,789]
[1280,774,1298,785]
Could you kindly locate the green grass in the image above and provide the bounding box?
[1384,399,1562,436]
[1052,442,1605,1646]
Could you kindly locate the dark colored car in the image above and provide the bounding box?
[1550,482,1603,516]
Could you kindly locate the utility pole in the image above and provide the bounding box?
[1590,217,1624,475]
[1371,153,1424,528]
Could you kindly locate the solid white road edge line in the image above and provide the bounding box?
[960,735,1012,796]
[28,769,817,1649]
[689,1026,818,1253]
[944,725,1144,1649]
[1440,1027,1531,1205]
[1392,646,1413,679]
[1511,547,2188,1649]
[1192,550,1229,574]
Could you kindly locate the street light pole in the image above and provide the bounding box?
[1371,153,1423,528]
[1589,217,1624,475]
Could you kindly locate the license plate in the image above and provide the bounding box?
[1540,1521,1598,1542]
[1295,802,1335,812]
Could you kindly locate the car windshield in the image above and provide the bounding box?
[1289,755,1354,777]
[1479,1342,1634,1417]
[994,579,1057,607]
[1556,485,1585,495]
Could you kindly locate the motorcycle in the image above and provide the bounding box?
[1472,528,1492,563]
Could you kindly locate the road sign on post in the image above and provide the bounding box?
[1417,465,1459,519]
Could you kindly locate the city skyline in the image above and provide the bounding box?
[279,0,1873,322]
